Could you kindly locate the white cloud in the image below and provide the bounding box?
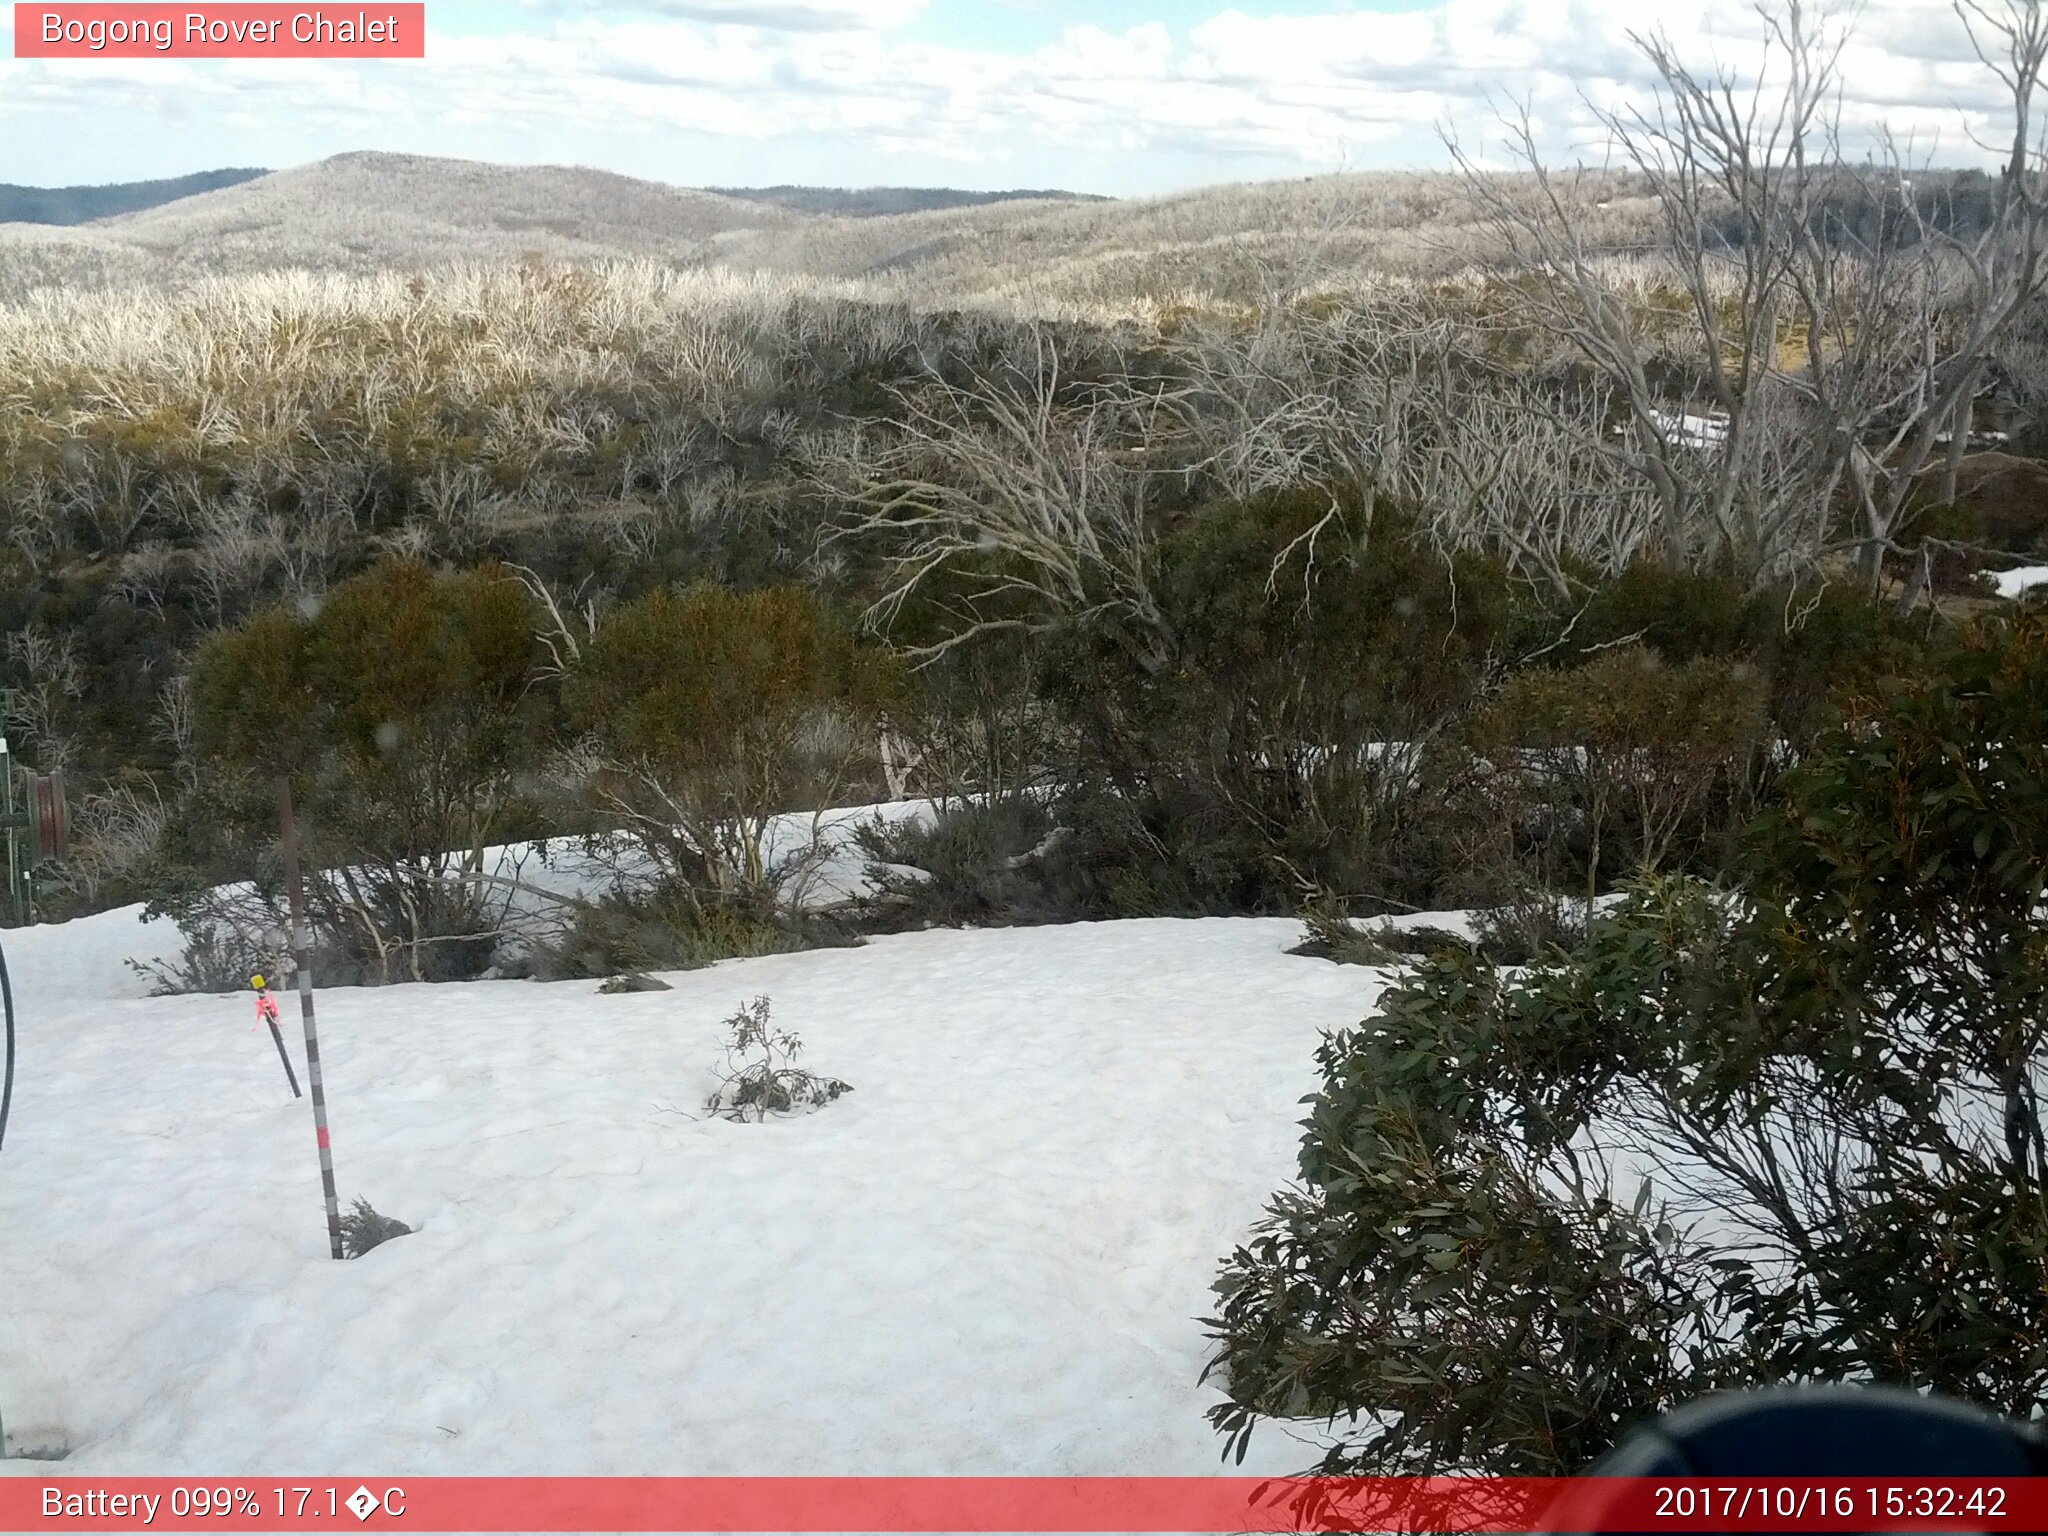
[0,0,2024,191]
[530,0,928,29]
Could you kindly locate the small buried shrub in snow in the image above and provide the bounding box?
[125,911,279,997]
[1467,890,1588,966]
[0,1429,70,1462]
[1292,902,1401,966]
[533,883,856,981]
[1293,901,1475,966]
[705,996,851,1122]
[599,972,673,994]
[340,1198,414,1258]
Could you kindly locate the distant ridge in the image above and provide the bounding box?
[0,153,1667,310]
[63,152,809,277]
[705,185,1112,218]
[0,168,269,225]
[0,156,1131,291]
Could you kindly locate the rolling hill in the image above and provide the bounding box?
[0,149,1666,312]
[0,153,1135,299]
[79,151,810,276]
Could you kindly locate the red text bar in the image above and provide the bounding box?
[4,1477,2047,1532]
[13,5,425,58]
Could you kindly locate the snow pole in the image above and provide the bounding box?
[252,975,302,1099]
[278,778,344,1261]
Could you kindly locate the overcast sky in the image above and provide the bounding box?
[0,0,2020,196]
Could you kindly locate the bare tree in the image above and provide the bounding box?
[503,562,600,681]
[108,540,179,617]
[1451,0,2048,583]
[53,778,170,904]
[3,623,85,774]
[189,496,274,627]
[824,328,1182,669]
[1174,297,1419,500]
[1411,373,1672,591]
[153,675,199,792]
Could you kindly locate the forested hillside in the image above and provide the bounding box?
[0,167,267,225]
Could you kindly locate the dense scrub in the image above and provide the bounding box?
[858,493,1942,932]
[0,239,2002,972]
[1206,607,2048,1475]
[76,459,1957,978]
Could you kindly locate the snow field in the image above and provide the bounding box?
[1988,565,2048,600]
[0,911,1380,1478]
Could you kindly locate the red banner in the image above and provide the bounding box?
[3,1477,2046,1532]
[12,5,425,59]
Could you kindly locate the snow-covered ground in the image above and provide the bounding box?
[0,898,1387,1477]
[476,798,945,927]
[1987,564,2048,600]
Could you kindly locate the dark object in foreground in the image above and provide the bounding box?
[1551,1385,2048,1534]
[339,1197,414,1259]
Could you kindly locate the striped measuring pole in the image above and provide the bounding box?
[278,777,345,1260]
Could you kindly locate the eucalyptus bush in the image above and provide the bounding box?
[174,557,547,984]
[565,582,900,909]
[1207,609,2048,1475]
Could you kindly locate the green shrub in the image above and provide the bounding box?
[532,882,858,980]
[1209,883,1757,1478]
[1207,607,2048,1476]
[867,495,1528,927]
[879,629,1068,807]
[1751,581,1946,745]
[565,582,901,901]
[1524,560,1759,663]
[1471,646,1768,900]
[704,996,852,1122]
[182,558,548,984]
[340,1198,414,1259]
[1041,490,1511,914]
[1512,562,1943,748]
